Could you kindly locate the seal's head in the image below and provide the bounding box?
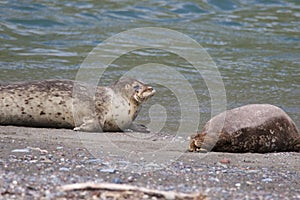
[189,132,219,152]
[189,133,206,152]
[111,78,155,105]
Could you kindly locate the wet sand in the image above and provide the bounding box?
[0,126,299,199]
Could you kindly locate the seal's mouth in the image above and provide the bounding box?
[134,86,155,103]
[142,86,156,99]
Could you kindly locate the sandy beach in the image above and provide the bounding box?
[1,125,299,199]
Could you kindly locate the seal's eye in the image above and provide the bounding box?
[133,85,140,92]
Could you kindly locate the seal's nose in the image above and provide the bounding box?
[147,86,155,94]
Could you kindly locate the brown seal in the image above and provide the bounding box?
[0,78,155,132]
[189,104,300,153]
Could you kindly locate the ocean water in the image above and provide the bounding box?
[0,0,299,132]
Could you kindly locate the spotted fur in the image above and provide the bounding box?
[0,78,155,132]
[189,104,300,153]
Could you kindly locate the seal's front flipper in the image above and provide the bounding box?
[74,117,103,132]
[126,123,150,133]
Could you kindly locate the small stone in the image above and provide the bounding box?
[208,177,220,182]
[98,168,116,173]
[127,176,134,182]
[27,147,48,154]
[85,158,102,164]
[56,146,64,150]
[116,160,130,166]
[11,148,30,153]
[246,170,260,174]
[196,148,208,153]
[40,156,53,163]
[217,162,228,168]
[145,163,161,170]
[59,167,70,172]
[262,178,273,182]
[246,181,253,185]
[112,178,122,184]
[220,158,231,164]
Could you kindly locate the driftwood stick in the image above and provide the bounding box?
[60,182,205,200]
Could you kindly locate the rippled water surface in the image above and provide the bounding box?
[0,0,299,131]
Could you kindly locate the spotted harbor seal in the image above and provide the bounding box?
[0,78,155,132]
[189,104,300,153]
